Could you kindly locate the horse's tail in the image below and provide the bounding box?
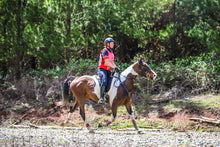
[62,76,76,106]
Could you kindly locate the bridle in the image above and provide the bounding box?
[110,61,152,103]
[112,60,151,82]
[138,60,151,76]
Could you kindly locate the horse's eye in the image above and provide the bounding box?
[144,67,150,73]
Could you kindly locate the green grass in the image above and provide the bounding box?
[106,94,220,131]
[48,94,220,132]
[191,95,220,109]
[164,100,185,112]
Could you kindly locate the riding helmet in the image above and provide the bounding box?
[104,38,115,44]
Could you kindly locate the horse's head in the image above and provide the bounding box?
[134,57,157,80]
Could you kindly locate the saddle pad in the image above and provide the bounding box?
[95,75,113,93]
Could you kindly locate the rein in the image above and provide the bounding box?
[110,61,151,103]
[111,72,136,81]
[120,74,136,80]
[111,72,131,103]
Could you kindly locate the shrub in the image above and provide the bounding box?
[140,52,220,99]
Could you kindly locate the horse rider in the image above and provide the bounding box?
[98,37,120,104]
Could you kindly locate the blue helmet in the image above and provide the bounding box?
[104,38,114,44]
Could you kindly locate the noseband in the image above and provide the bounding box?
[111,61,150,104]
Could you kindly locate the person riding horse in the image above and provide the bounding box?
[62,56,157,133]
[98,38,120,104]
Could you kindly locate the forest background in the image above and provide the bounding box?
[0,0,220,126]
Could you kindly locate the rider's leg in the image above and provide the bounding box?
[98,85,106,104]
[98,68,107,104]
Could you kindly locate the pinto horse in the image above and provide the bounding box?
[62,57,157,133]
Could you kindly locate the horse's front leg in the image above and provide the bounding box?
[79,105,94,133]
[98,104,117,127]
[125,102,142,134]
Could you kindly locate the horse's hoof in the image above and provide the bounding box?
[98,123,103,128]
[89,129,95,133]
[138,130,143,134]
[98,99,105,104]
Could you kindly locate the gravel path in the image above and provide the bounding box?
[0,126,220,146]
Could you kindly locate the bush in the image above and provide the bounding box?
[144,52,220,99]
[1,53,219,102]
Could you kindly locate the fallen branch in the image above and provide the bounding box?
[9,125,30,128]
[44,106,60,117]
[190,116,220,125]
[29,123,39,128]
[11,106,35,125]
[8,125,82,130]
[20,113,28,120]
[149,98,171,104]
[63,120,80,127]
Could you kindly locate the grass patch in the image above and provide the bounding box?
[191,94,220,109]
[164,100,185,112]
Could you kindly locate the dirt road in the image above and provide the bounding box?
[0,126,220,146]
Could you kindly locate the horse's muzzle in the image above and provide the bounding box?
[152,73,157,80]
[149,71,157,80]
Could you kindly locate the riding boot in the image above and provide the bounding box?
[98,85,106,104]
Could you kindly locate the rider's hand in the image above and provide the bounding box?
[115,67,120,73]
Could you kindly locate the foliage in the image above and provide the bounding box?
[0,0,219,99]
[1,0,214,76]
[149,52,220,96]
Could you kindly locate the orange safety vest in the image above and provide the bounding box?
[98,48,114,71]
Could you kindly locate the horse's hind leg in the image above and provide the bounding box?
[125,99,142,134]
[98,103,118,127]
[79,103,94,133]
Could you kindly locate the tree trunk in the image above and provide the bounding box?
[15,0,22,79]
[66,1,71,41]
[64,0,71,61]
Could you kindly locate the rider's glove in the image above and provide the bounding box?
[115,67,120,73]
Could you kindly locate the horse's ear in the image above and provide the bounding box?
[138,56,145,63]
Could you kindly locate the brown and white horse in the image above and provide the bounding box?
[62,57,157,133]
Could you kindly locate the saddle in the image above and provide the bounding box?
[95,75,113,93]
[95,75,116,103]
[95,73,128,103]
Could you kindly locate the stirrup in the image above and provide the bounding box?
[98,98,105,104]
[105,95,109,103]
